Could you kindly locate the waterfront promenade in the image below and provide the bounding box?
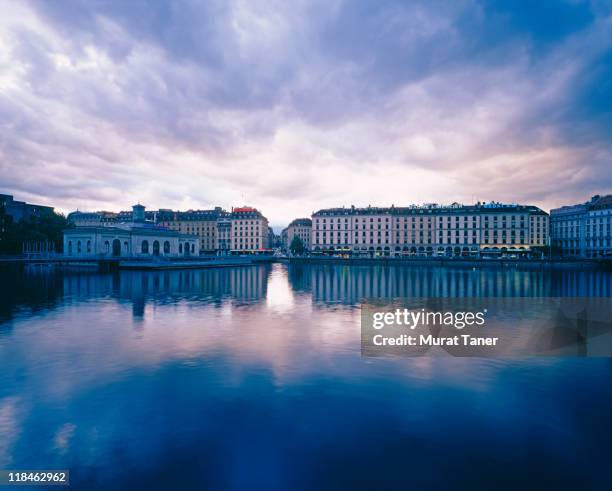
[0,254,276,270]
[284,256,612,270]
[1,254,610,271]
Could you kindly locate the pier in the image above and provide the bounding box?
[0,255,276,271]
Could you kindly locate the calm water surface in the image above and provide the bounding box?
[1,263,611,490]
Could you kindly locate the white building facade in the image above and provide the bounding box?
[286,218,312,251]
[230,207,270,253]
[64,205,200,258]
[158,206,271,254]
[311,203,549,257]
[551,195,612,258]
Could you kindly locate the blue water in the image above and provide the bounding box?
[0,263,611,490]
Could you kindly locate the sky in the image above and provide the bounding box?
[0,0,611,230]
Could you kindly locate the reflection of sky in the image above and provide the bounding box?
[265,265,296,313]
[0,396,21,466]
[0,264,611,489]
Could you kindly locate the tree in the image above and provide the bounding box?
[289,235,305,256]
[0,207,72,255]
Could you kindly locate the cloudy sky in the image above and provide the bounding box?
[0,0,611,229]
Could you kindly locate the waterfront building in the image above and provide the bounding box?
[230,207,270,253]
[63,204,199,258]
[311,202,549,257]
[281,228,288,251]
[267,227,281,249]
[157,207,229,254]
[217,216,232,255]
[68,210,120,227]
[149,206,272,255]
[273,232,282,248]
[550,202,588,257]
[286,218,312,251]
[68,208,159,227]
[0,194,54,221]
[551,195,612,258]
[72,203,272,256]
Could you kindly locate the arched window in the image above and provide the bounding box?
[104,241,110,254]
[163,241,170,254]
[112,239,121,256]
[68,241,72,254]
[191,243,195,253]
[153,240,160,256]
[77,240,81,253]
[141,240,149,254]
[124,241,129,254]
[87,240,91,253]
[179,243,183,254]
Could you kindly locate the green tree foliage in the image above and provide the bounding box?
[0,207,72,254]
[289,235,305,256]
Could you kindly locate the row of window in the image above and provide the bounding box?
[139,240,195,255]
[315,238,537,246]
[67,239,196,255]
[315,215,543,224]
[315,224,536,231]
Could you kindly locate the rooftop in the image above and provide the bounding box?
[550,194,612,215]
[313,202,547,216]
[288,218,312,227]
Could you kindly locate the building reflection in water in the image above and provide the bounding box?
[288,264,612,305]
[60,265,272,319]
[1,263,611,325]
